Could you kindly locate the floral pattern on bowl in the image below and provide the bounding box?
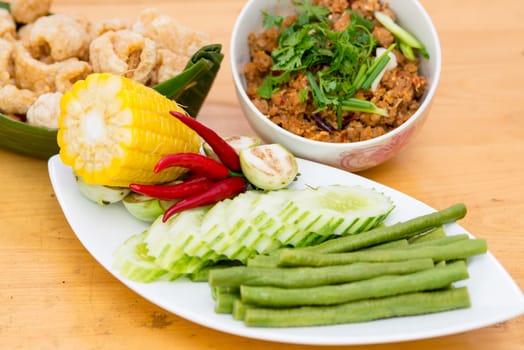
[337,121,418,172]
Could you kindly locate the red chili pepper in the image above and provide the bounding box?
[170,111,242,172]
[154,153,231,180]
[129,176,216,201]
[162,176,247,222]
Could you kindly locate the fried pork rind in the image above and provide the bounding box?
[29,14,91,61]
[132,8,210,58]
[54,58,92,93]
[0,84,37,115]
[14,42,91,94]
[13,41,54,94]
[15,21,31,42]
[0,8,16,40]
[89,18,131,38]
[131,8,210,84]
[26,92,62,128]
[89,29,157,84]
[0,38,14,86]
[151,48,188,85]
[9,0,52,24]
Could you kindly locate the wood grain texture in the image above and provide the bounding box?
[1,0,523,349]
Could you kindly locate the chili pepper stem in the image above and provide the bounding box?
[228,170,245,177]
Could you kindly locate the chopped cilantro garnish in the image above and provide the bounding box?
[262,11,283,29]
[258,1,395,129]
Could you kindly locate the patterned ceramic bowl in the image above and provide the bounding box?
[231,0,441,172]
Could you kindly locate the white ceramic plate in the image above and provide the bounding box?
[48,154,524,345]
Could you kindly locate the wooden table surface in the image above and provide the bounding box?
[2,0,523,349]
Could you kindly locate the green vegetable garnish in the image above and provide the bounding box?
[374,11,429,59]
[258,1,391,128]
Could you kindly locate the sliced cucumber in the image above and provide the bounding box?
[76,175,130,205]
[112,231,173,282]
[144,206,219,272]
[115,185,394,281]
[279,185,394,237]
[247,189,306,245]
[199,192,282,257]
[166,254,213,274]
[122,193,176,222]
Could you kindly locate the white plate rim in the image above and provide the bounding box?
[48,154,524,345]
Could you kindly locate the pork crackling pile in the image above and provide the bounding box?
[0,0,210,129]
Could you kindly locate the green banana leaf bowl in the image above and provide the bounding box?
[0,44,224,159]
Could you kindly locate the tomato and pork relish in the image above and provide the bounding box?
[244,0,428,143]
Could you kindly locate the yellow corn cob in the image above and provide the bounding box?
[57,73,201,187]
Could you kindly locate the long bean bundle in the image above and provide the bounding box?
[209,259,434,288]
[206,203,487,327]
[242,288,471,327]
[240,261,468,307]
[276,238,487,267]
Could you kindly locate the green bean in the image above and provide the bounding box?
[188,269,211,282]
[242,287,471,327]
[302,203,467,254]
[215,291,239,314]
[240,261,468,307]
[246,254,280,267]
[188,260,243,282]
[408,233,470,247]
[435,260,447,268]
[211,286,239,300]
[209,258,434,288]
[408,225,447,243]
[363,239,409,250]
[232,299,256,320]
[249,238,410,266]
[277,238,487,267]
